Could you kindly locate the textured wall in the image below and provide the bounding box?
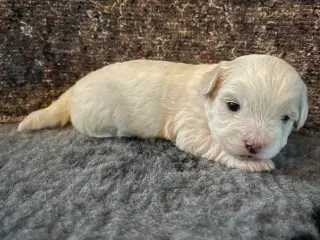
[0,0,319,133]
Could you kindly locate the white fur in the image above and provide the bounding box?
[18,54,308,172]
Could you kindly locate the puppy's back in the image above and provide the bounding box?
[17,59,207,136]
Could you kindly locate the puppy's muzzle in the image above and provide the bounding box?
[245,143,262,154]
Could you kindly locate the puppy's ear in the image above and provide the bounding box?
[198,61,228,95]
[295,83,308,130]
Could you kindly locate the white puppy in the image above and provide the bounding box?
[18,54,308,172]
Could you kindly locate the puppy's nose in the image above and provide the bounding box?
[245,144,261,154]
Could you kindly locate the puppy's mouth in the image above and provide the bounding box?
[238,155,262,161]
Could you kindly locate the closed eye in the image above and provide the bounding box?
[281,115,290,123]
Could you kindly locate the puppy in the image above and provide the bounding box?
[18,54,308,172]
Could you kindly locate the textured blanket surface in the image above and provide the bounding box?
[1,124,320,240]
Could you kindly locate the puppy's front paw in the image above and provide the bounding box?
[238,159,275,172]
[216,153,275,172]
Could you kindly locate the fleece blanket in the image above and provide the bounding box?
[0,124,320,240]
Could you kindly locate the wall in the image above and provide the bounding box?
[0,0,319,133]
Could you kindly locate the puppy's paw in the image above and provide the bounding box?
[238,159,275,172]
[216,153,275,172]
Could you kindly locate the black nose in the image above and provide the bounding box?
[245,144,261,154]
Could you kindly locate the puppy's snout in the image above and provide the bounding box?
[245,143,262,154]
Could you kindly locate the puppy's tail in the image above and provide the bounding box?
[18,89,71,132]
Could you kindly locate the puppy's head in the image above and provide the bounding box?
[199,54,308,160]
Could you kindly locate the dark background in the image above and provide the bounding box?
[0,0,319,133]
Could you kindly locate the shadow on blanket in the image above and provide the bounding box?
[0,124,320,240]
[292,207,320,240]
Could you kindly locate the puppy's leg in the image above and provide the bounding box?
[175,130,275,172]
[213,152,275,172]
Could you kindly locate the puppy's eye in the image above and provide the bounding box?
[227,102,240,112]
[281,115,290,122]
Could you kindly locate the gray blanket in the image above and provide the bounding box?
[1,124,320,240]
